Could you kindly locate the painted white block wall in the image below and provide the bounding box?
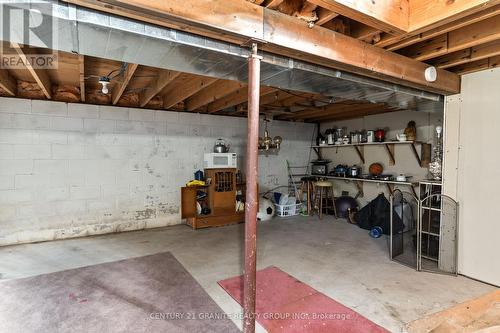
[321,110,442,204]
[443,67,500,286]
[0,97,314,246]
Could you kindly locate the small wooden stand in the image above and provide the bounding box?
[181,168,245,229]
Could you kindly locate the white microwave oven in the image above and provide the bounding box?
[204,153,237,169]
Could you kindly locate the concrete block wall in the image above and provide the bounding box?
[0,97,314,246]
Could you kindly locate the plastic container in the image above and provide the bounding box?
[274,203,302,217]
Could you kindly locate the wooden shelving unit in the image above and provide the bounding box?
[323,175,419,198]
[312,141,425,167]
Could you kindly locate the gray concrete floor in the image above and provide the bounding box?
[0,216,495,332]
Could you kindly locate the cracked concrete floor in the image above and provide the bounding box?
[0,216,495,332]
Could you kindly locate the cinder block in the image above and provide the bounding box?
[34,160,68,175]
[33,130,68,144]
[0,205,16,222]
[154,110,178,122]
[0,113,13,128]
[167,123,188,136]
[12,114,50,129]
[32,100,68,116]
[13,144,51,159]
[96,133,129,146]
[50,117,83,131]
[101,184,129,197]
[0,175,14,190]
[68,132,97,145]
[178,112,200,125]
[0,189,33,204]
[0,97,31,114]
[99,105,129,120]
[87,198,115,212]
[36,187,69,201]
[70,185,100,200]
[85,170,116,186]
[0,160,33,175]
[68,103,99,119]
[16,203,54,219]
[52,200,87,215]
[0,144,14,159]
[129,108,154,121]
[83,119,115,133]
[52,144,85,159]
[84,145,110,159]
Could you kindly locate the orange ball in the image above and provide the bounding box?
[369,163,384,176]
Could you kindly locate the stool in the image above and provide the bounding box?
[314,181,337,219]
[300,176,317,215]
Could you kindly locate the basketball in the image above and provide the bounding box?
[369,163,384,176]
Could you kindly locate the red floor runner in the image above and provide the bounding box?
[218,266,389,333]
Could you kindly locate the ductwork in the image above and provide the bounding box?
[1,0,443,113]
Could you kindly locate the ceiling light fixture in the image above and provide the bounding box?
[98,76,110,94]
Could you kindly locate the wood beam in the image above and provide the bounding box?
[65,0,459,94]
[307,104,393,122]
[78,55,85,102]
[449,54,500,75]
[163,75,218,109]
[307,0,409,35]
[378,4,500,50]
[12,43,52,99]
[301,103,386,121]
[112,63,138,105]
[409,0,500,32]
[431,40,500,69]
[315,7,339,26]
[185,80,245,111]
[400,15,500,61]
[263,0,284,9]
[139,70,180,107]
[0,69,17,96]
[207,86,276,113]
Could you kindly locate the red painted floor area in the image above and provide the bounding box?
[218,266,389,333]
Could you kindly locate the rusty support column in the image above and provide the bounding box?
[243,43,261,333]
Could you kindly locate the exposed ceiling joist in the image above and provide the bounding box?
[65,0,459,94]
[112,63,138,105]
[163,75,218,109]
[431,40,500,69]
[450,54,500,75]
[305,103,389,122]
[400,15,500,61]
[409,0,500,31]
[315,7,338,26]
[78,55,85,102]
[12,43,52,99]
[378,4,500,50]
[207,86,277,113]
[263,0,284,9]
[0,69,17,96]
[139,70,180,107]
[307,0,409,35]
[185,80,245,111]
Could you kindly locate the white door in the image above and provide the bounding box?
[444,68,500,286]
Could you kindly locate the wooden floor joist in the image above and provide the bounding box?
[12,43,52,99]
[139,70,180,107]
[78,55,86,102]
[112,63,138,105]
[163,75,218,109]
[0,69,17,96]
[185,80,246,111]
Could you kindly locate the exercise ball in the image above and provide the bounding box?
[335,196,358,219]
[257,198,275,221]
